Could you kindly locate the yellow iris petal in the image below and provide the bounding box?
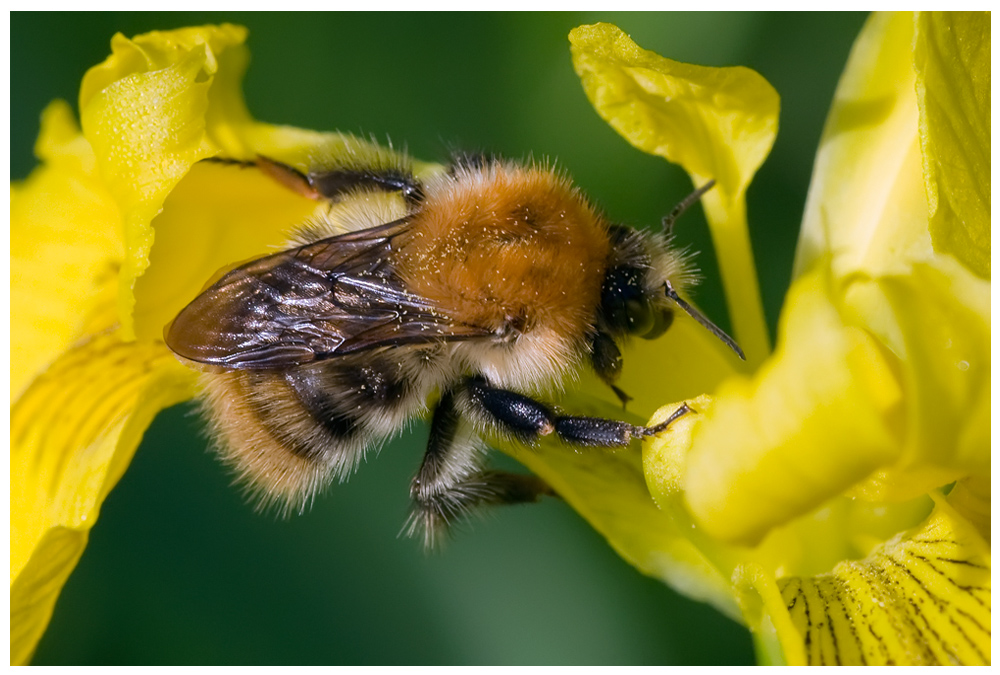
[796,12,931,282]
[12,25,261,664]
[569,22,775,364]
[777,494,990,665]
[11,101,122,400]
[692,10,990,540]
[644,394,926,624]
[79,25,247,108]
[11,527,87,666]
[947,476,991,542]
[11,333,197,664]
[78,25,250,338]
[79,24,254,159]
[915,12,991,278]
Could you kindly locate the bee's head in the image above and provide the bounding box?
[599,223,744,360]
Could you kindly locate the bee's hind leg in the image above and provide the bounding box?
[200,155,323,200]
[406,389,552,548]
[202,154,424,203]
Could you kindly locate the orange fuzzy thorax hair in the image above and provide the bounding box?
[396,163,611,344]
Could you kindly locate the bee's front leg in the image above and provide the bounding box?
[406,389,551,548]
[588,331,632,408]
[462,376,692,447]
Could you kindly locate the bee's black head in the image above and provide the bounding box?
[599,263,674,341]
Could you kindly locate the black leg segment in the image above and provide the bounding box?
[589,331,632,408]
[406,389,552,547]
[553,417,637,447]
[308,168,424,204]
[464,376,692,449]
[465,376,555,442]
[199,155,425,204]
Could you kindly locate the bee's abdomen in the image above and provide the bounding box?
[198,355,422,515]
[276,370,361,459]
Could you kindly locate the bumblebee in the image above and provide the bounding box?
[165,146,743,546]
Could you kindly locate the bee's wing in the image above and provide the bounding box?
[165,218,491,369]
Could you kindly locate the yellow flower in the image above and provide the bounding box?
[545,14,989,665]
[11,15,989,666]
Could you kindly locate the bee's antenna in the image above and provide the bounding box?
[662,180,716,236]
[664,280,745,360]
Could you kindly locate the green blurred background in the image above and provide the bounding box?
[12,12,868,665]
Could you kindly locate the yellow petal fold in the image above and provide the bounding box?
[80,25,248,110]
[915,12,990,278]
[947,476,991,542]
[11,333,197,664]
[570,22,776,364]
[11,527,88,666]
[683,269,903,546]
[78,25,250,338]
[80,24,254,155]
[850,256,990,501]
[11,101,122,400]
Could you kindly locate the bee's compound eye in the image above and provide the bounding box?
[601,265,674,340]
[624,298,654,336]
[601,265,663,338]
[641,307,673,341]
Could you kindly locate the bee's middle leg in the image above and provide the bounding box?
[407,389,551,547]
